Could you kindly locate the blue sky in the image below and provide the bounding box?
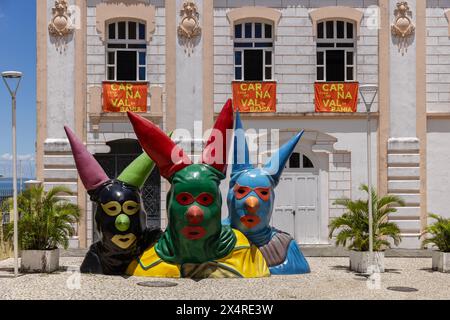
[0,1,36,177]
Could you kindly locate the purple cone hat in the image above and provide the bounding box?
[64,126,110,191]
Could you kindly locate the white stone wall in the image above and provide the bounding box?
[213,0,379,113]
[84,1,167,243]
[426,2,450,113]
[175,0,203,133]
[44,0,79,246]
[86,0,168,131]
[427,119,450,220]
[328,151,352,219]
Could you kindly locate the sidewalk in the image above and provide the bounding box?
[0,257,448,300]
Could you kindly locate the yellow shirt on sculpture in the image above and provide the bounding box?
[126,229,270,278]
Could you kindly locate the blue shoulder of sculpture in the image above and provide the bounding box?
[269,240,310,275]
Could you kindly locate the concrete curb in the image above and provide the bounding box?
[300,246,433,257]
[60,246,434,258]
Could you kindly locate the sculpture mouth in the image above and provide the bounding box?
[111,233,136,249]
[181,226,207,240]
[240,215,261,229]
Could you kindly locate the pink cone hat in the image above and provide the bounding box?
[64,126,110,191]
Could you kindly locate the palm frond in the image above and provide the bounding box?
[422,213,450,252]
[3,185,81,250]
[329,184,404,251]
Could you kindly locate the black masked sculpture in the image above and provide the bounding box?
[64,126,162,275]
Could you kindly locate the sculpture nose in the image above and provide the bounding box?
[245,196,260,214]
[186,205,204,225]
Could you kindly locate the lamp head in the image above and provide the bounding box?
[1,71,23,79]
[359,84,378,112]
[2,71,23,95]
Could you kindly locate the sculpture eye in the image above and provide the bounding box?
[255,187,271,201]
[101,201,122,217]
[122,200,140,216]
[196,193,214,206]
[176,192,195,206]
[234,184,251,200]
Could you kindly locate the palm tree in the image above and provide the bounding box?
[329,184,405,251]
[3,185,80,250]
[422,214,450,252]
[0,207,12,259]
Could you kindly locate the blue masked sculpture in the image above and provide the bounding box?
[224,113,310,275]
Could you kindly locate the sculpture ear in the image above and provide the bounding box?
[201,99,234,176]
[117,132,173,189]
[232,111,253,175]
[117,153,155,189]
[263,131,304,186]
[64,126,109,191]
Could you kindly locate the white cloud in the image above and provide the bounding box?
[1,153,35,161]
[0,153,12,161]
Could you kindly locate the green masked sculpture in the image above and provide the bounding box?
[126,100,270,279]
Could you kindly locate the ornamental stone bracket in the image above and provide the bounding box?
[391,1,415,56]
[48,0,75,53]
[177,1,202,56]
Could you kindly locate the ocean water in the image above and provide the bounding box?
[0,178,30,191]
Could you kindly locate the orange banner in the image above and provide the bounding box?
[103,82,148,113]
[232,81,276,113]
[315,82,359,113]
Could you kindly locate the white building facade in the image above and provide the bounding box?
[36,0,450,250]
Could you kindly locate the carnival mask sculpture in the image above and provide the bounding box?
[65,127,162,275]
[126,100,269,279]
[224,113,310,275]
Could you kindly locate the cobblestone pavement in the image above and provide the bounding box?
[0,257,448,300]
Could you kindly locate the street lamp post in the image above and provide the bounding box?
[2,71,23,277]
[359,84,378,271]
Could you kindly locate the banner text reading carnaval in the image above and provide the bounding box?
[233,81,276,113]
[315,82,359,113]
[103,82,148,113]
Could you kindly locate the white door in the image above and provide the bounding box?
[272,153,320,244]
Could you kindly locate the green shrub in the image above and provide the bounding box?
[422,214,450,252]
[329,184,405,251]
[3,186,80,250]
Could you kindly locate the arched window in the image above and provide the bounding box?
[286,152,315,169]
[106,20,147,81]
[316,20,355,82]
[234,21,273,81]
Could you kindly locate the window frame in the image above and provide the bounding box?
[316,19,356,83]
[285,152,316,172]
[106,20,148,82]
[233,20,274,82]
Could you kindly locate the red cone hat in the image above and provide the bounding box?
[127,112,192,180]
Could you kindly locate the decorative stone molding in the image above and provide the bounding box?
[96,1,156,42]
[48,0,74,52]
[226,6,282,37]
[177,1,202,56]
[391,1,415,55]
[309,6,364,37]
